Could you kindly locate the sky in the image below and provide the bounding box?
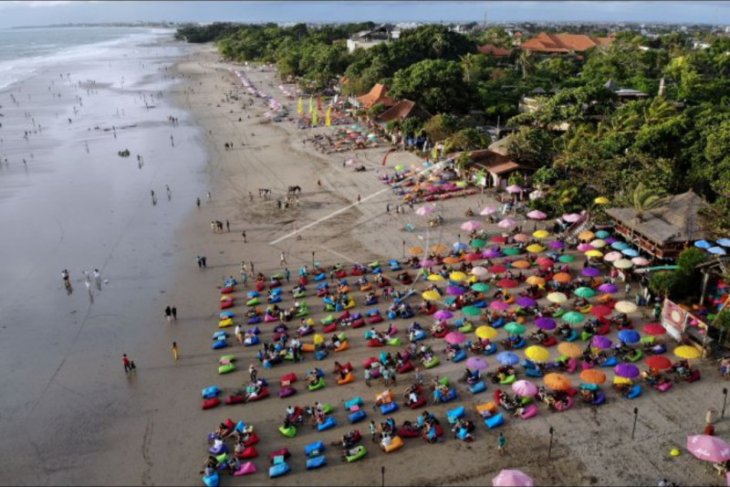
[0,1,729,28]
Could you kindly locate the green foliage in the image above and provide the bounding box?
[676,247,708,273]
[421,114,461,143]
[648,271,681,298]
[506,127,557,167]
[444,128,491,154]
[389,59,474,113]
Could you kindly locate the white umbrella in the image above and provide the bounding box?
[416,205,435,217]
[615,301,638,314]
[471,266,488,277]
[613,259,634,269]
[480,206,497,216]
[603,251,623,262]
[631,256,650,266]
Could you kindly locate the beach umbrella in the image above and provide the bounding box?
[462,306,481,317]
[632,256,650,266]
[512,380,538,397]
[422,290,441,301]
[611,241,629,251]
[557,342,582,358]
[590,239,607,249]
[497,278,519,289]
[489,264,508,273]
[527,210,547,220]
[687,435,730,463]
[498,218,517,229]
[614,363,640,379]
[553,272,572,283]
[416,205,436,216]
[470,238,487,249]
[621,248,639,258]
[447,285,467,296]
[618,329,641,344]
[590,305,612,318]
[577,243,594,252]
[526,244,545,253]
[516,296,536,308]
[558,254,575,263]
[604,251,623,262]
[480,206,497,216]
[490,300,510,311]
[533,230,551,239]
[444,332,466,345]
[595,230,610,239]
[562,311,585,324]
[443,256,461,265]
[525,345,550,362]
[513,233,531,243]
[505,322,527,335]
[544,373,572,391]
[694,240,712,249]
[427,274,445,282]
[476,326,498,340]
[408,246,424,256]
[585,249,604,258]
[488,236,507,245]
[420,259,437,268]
[535,317,556,331]
[434,310,453,320]
[592,335,612,349]
[709,246,728,255]
[646,355,672,371]
[449,271,468,282]
[562,213,581,222]
[581,267,601,277]
[547,292,568,304]
[512,260,531,269]
[548,239,565,249]
[598,283,618,294]
[578,230,595,241]
[527,276,546,286]
[496,351,520,366]
[453,241,469,252]
[574,287,596,298]
[615,301,637,314]
[594,196,610,205]
[431,243,448,255]
[674,345,701,359]
[506,184,523,194]
[492,469,534,487]
[580,369,606,385]
[471,266,488,277]
[471,282,490,293]
[461,220,482,231]
[644,323,667,336]
[503,247,521,256]
[466,357,488,371]
[536,257,554,267]
[718,238,730,247]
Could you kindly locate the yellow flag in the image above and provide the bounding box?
[312,108,318,126]
[325,107,332,127]
[297,97,303,115]
[308,96,314,114]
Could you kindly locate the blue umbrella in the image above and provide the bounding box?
[718,238,730,248]
[611,241,629,250]
[708,246,727,255]
[595,230,610,239]
[496,351,520,366]
[618,329,641,344]
[694,239,712,249]
[621,248,639,257]
[453,242,469,252]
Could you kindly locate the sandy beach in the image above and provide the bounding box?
[0,32,727,487]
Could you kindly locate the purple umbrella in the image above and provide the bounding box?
[598,283,619,294]
[434,310,453,320]
[516,296,537,307]
[581,267,601,277]
[490,300,510,311]
[466,357,488,370]
[592,335,612,349]
[614,363,640,378]
[447,285,466,296]
[549,240,566,249]
[604,237,618,244]
[535,317,556,330]
[482,248,503,259]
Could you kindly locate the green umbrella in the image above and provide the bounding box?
[471,282,490,293]
[462,305,481,316]
[503,247,521,256]
[470,238,486,249]
[504,322,527,335]
[574,287,596,298]
[562,311,585,324]
[558,254,576,263]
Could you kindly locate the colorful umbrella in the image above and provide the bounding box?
[461,220,482,231]
[611,241,629,250]
[527,276,546,286]
[447,285,467,296]
[632,256,650,266]
[687,435,730,463]
[466,357,488,370]
[577,243,595,252]
[585,249,604,258]
[471,282,490,292]
[453,242,469,252]
[496,351,520,365]
[604,251,623,262]
[492,469,534,487]
[614,363,640,378]
[525,345,550,362]
[674,345,701,359]
[443,256,461,265]
[420,259,437,268]
[313,333,325,346]
[422,290,441,301]
[553,272,572,283]
[615,301,637,314]
[483,247,503,257]
[548,239,565,248]
[408,246,424,256]
[618,329,640,344]
[563,213,581,223]
[449,271,468,282]
[590,305,612,318]
[444,332,466,344]
[527,210,547,220]
[558,254,575,263]
[578,230,595,241]
[476,326,498,340]
[557,341,581,358]
[614,258,634,269]
[516,296,536,308]
[544,373,572,391]
[595,230,610,239]
[708,246,727,255]
[579,369,606,384]
[621,248,639,258]
[536,257,554,267]
[562,311,585,324]
[415,205,436,216]
[594,196,610,205]
[547,292,568,304]
[489,264,508,273]
[505,322,527,335]
[497,278,519,288]
[646,355,672,371]
[590,239,607,248]
[717,238,730,247]
[480,206,497,216]
[526,244,545,253]
[598,283,618,293]
[498,218,517,229]
[471,266,488,278]
[490,300,510,311]
[462,305,481,316]
[512,260,531,269]
[503,247,521,256]
[535,317,556,330]
[533,230,551,239]
[643,323,667,336]
[512,380,538,397]
[574,287,597,298]
[581,267,601,277]
[427,274,445,281]
[434,310,453,320]
[470,238,487,249]
[592,335,612,349]
[513,233,531,243]
[431,243,448,255]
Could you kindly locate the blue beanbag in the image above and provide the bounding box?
[212,331,228,340]
[305,441,326,457]
[269,462,291,478]
[380,402,398,415]
[306,455,327,470]
[345,396,364,410]
[447,405,465,423]
[485,413,504,429]
[203,472,220,487]
[348,409,367,423]
[317,416,337,431]
[601,356,618,367]
[212,340,228,350]
[315,350,328,361]
[202,386,221,399]
[247,316,262,325]
[452,349,467,363]
[469,381,487,394]
[626,384,642,399]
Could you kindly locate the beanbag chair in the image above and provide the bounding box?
[382,436,404,453]
[408,396,426,409]
[337,373,355,385]
[387,337,401,346]
[236,446,258,459]
[304,441,326,457]
[202,386,221,399]
[469,381,487,394]
[278,425,297,438]
[202,398,221,410]
[203,472,220,487]
[345,445,367,463]
[397,361,414,374]
[209,442,228,455]
[243,335,260,346]
[301,343,315,353]
[315,350,328,361]
[447,406,465,424]
[233,461,257,476]
[218,362,236,374]
[269,462,291,478]
[483,343,498,355]
[625,384,642,399]
[451,349,467,363]
[424,356,440,369]
[368,339,385,348]
[380,402,399,415]
[212,340,228,350]
[600,356,618,367]
[220,300,234,310]
[335,341,350,352]
[317,416,337,431]
[499,374,516,385]
[306,455,327,470]
[367,314,384,324]
[219,318,233,328]
[485,413,505,429]
[247,388,269,402]
[348,409,367,423]
[279,386,296,398]
[525,368,543,378]
[520,403,539,419]
[225,394,245,405]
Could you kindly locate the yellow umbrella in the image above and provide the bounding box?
[614,300,637,314]
[526,244,545,253]
[594,196,610,205]
[525,345,550,362]
[408,246,424,256]
[512,260,531,269]
[614,259,633,269]
[422,290,441,301]
[427,274,444,282]
[578,230,595,241]
[449,271,468,282]
[585,249,604,258]
[526,276,545,286]
[673,345,701,359]
[557,342,582,358]
[430,243,448,255]
[547,292,568,303]
[475,326,498,340]
[313,333,324,346]
[532,229,551,239]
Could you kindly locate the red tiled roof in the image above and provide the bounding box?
[477,44,513,57]
[376,99,431,123]
[521,32,613,53]
[357,83,395,109]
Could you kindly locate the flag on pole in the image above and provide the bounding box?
[297,97,303,115]
[312,108,318,126]
[308,96,314,114]
[325,107,332,127]
[317,94,322,112]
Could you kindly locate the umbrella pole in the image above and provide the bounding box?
[548,426,554,459]
[631,407,638,440]
[722,388,728,419]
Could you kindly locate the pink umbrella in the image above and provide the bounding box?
[492,469,534,487]
[471,266,488,277]
[562,213,581,223]
[480,206,497,216]
[632,256,650,266]
[511,380,538,397]
[461,220,482,231]
[416,205,435,217]
[687,435,730,463]
[577,243,594,252]
[604,251,623,262]
[536,257,554,267]
[489,264,508,273]
[506,185,523,194]
[444,332,466,345]
[420,259,437,268]
[498,218,516,229]
[466,357,488,370]
[513,233,530,243]
[526,210,547,220]
[490,300,510,311]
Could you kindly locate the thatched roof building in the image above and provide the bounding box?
[605,190,710,259]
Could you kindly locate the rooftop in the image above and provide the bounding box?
[521,32,613,53]
[375,99,431,124]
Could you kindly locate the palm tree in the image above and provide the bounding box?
[517,49,534,80]
[460,53,478,84]
[432,32,448,58]
[631,182,665,221]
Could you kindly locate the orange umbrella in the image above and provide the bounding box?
[526,276,545,286]
[553,272,572,283]
[443,256,461,264]
[544,373,572,391]
[557,342,582,358]
[512,260,531,269]
[579,369,606,385]
[408,246,424,256]
[430,243,448,255]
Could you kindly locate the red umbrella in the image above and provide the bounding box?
[490,235,507,244]
[489,264,508,273]
[536,257,554,267]
[643,323,667,336]
[497,278,519,289]
[464,253,482,262]
[590,305,613,318]
[646,355,672,371]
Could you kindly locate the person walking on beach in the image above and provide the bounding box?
[201,256,207,268]
[235,324,243,344]
[61,269,72,294]
[250,261,255,275]
[248,364,258,383]
[225,220,230,232]
[369,420,378,443]
[166,185,172,201]
[196,256,202,268]
[497,432,506,455]
[93,269,102,291]
[165,306,172,323]
[172,306,177,321]
[196,197,201,209]
[280,251,287,267]
[171,342,179,361]
[207,191,211,201]
[123,354,135,373]
[284,268,291,283]
[241,230,247,243]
